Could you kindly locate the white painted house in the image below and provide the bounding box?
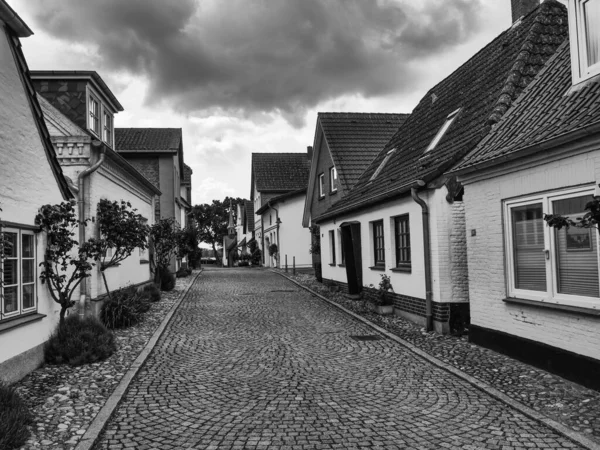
[452,0,600,389]
[0,1,74,382]
[313,0,568,334]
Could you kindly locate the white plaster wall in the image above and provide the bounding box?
[464,150,600,359]
[0,28,66,364]
[277,195,312,267]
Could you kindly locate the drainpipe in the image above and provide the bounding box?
[267,200,281,268]
[78,140,106,317]
[411,180,433,332]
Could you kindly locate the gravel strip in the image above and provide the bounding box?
[279,270,600,444]
[14,273,198,449]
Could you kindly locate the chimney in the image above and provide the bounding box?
[511,0,539,23]
[307,146,313,161]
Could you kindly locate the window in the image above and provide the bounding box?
[394,215,411,268]
[369,148,396,182]
[103,110,113,146]
[570,0,600,82]
[1,229,36,320]
[338,229,345,265]
[425,108,461,153]
[89,96,100,135]
[373,220,385,266]
[318,173,325,198]
[330,167,338,193]
[329,230,336,265]
[505,187,600,308]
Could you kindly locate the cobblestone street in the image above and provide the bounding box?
[94,268,583,450]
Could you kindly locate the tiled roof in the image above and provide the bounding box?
[183,163,193,185]
[318,112,408,192]
[255,188,306,215]
[453,40,600,172]
[115,128,182,152]
[316,0,568,222]
[245,200,255,232]
[252,153,311,192]
[37,94,87,137]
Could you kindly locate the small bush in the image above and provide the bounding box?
[45,315,116,366]
[176,267,192,278]
[160,269,175,291]
[251,248,262,266]
[0,383,32,450]
[141,283,161,302]
[101,286,149,329]
[238,260,249,267]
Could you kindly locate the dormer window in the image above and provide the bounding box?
[570,0,600,83]
[425,108,461,153]
[103,110,113,146]
[369,148,396,182]
[89,96,100,135]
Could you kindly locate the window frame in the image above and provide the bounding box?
[394,214,411,269]
[102,107,113,147]
[369,148,396,182]
[425,108,461,153]
[372,220,385,267]
[337,228,345,266]
[504,185,600,309]
[329,230,336,265]
[569,0,600,84]
[1,227,37,321]
[318,173,325,198]
[329,166,338,193]
[88,94,101,136]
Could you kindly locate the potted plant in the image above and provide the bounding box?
[370,274,394,315]
[268,243,278,260]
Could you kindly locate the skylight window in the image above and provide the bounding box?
[369,148,396,182]
[425,108,461,153]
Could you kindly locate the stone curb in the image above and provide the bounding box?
[74,270,202,450]
[272,270,600,450]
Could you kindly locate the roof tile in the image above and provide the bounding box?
[115,128,182,152]
[252,153,310,192]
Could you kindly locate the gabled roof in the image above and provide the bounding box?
[318,112,409,192]
[115,128,182,153]
[251,153,311,193]
[255,188,306,215]
[0,0,32,37]
[452,40,600,173]
[315,0,568,223]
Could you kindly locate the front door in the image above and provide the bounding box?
[341,222,362,295]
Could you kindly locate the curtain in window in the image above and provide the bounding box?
[512,204,546,291]
[584,0,600,67]
[553,195,599,297]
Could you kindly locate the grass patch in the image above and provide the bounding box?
[101,286,150,329]
[0,383,32,450]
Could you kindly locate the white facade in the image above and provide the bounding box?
[461,140,600,360]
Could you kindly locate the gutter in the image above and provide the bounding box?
[78,140,106,317]
[411,180,433,332]
[0,2,33,37]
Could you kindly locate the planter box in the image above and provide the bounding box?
[372,304,394,315]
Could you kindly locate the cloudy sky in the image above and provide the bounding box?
[8,0,518,205]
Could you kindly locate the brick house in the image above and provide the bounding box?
[451,0,600,389]
[251,152,311,267]
[312,0,568,334]
[0,1,73,382]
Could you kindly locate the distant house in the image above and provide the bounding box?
[0,1,73,382]
[312,0,568,334]
[181,163,193,228]
[235,200,254,256]
[251,152,311,267]
[451,0,600,389]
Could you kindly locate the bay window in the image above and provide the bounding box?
[505,187,600,308]
[1,229,36,320]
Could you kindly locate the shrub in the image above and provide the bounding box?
[238,260,249,267]
[176,268,189,278]
[160,269,176,291]
[251,248,262,266]
[100,286,149,329]
[45,316,116,366]
[141,283,161,302]
[0,383,32,450]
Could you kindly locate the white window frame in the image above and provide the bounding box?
[504,185,600,310]
[102,107,113,147]
[569,0,600,84]
[318,173,325,198]
[1,228,37,320]
[88,93,101,136]
[369,148,396,182]
[330,166,338,193]
[425,108,461,153]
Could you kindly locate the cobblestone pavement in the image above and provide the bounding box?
[94,268,583,449]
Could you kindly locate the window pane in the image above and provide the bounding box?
[511,204,546,291]
[22,284,35,309]
[553,195,599,297]
[3,259,17,285]
[22,234,34,258]
[584,0,600,67]
[3,286,18,313]
[22,259,34,283]
[4,232,17,257]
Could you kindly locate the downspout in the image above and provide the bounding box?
[411,180,433,332]
[267,200,281,268]
[78,140,106,317]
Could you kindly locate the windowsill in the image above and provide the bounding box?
[140,260,150,265]
[338,264,346,268]
[328,263,336,266]
[101,263,121,270]
[503,297,600,317]
[0,313,46,334]
[318,196,325,201]
[329,190,338,195]
[369,265,385,271]
[391,266,411,273]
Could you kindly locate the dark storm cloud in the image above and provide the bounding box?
[27,0,483,126]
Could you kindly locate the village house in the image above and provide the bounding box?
[251,152,311,268]
[235,200,255,257]
[312,0,568,334]
[0,1,74,382]
[302,112,409,276]
[451,0,600,389]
